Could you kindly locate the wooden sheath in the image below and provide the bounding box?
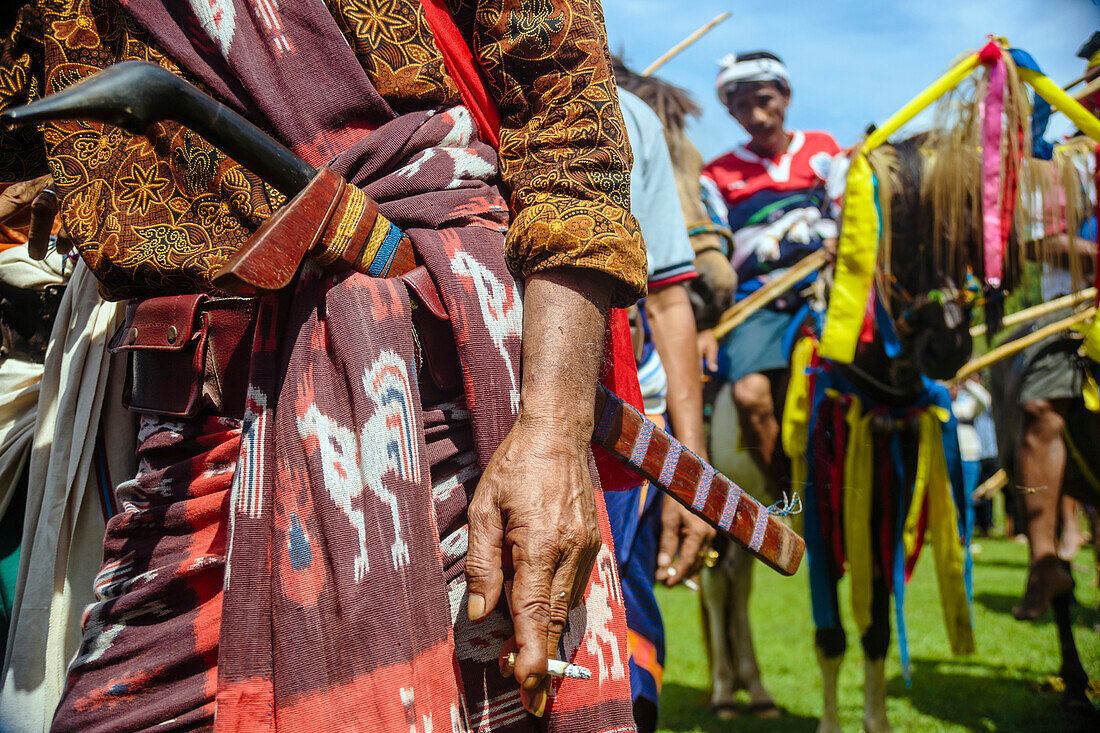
[592,385,805,576]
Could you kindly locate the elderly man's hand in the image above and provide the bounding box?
[464,268,611,718]
[0,174,52,227]
[0,174,71,259]
[466,416,600,716]
[656,495,716,586]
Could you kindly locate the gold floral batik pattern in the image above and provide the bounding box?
[0,0,645,306]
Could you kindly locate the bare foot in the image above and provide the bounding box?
[1013,555,1074,620]
[1057,528,1086,562]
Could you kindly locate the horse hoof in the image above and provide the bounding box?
[1012,556,1074,620]
[863,714,894,733]
[709,703,738,721]
[746,700,781,718]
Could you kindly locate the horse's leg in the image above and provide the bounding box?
[1015,398,1075,619]
[860,577,893,733]
[815,626,845,733]
[1051,570,1099,722]
[700,546,737,718]
[704,382,771,718]
[725,544,778,716]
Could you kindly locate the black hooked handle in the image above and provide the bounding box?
[1,61,316,197]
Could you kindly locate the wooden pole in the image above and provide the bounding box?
[1074,75,1100,102]
[950,307,1095,385]
[971,469,1007,501]
[969,287,1097,337]
[711,249,827,340]
[1064,71,1089,91]
[641,12,732,77]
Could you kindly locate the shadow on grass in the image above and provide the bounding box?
[974,591,1100,629]
[889,658,1098,732]
[658,682,819,732]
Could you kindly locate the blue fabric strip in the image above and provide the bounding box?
[593,393,620,444]
[1008,48,1042,73]
[629,420,654,466]
[890,432,911,684]
[718,480,743,531]
[657,440,681,486]
[924,379,974,604]
[804,369,836,629]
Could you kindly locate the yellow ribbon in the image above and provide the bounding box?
[819,152,879,362]
[820,53,982,362]
[905,410,975,655]
[1078,316,1100,412]
[1018,67,1100,144]
[782,336,817,493]
[841,396,876,633]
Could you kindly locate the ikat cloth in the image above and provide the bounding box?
[52,83,634,733]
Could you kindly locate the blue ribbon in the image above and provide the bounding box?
[922,379,974,604]
[889,432,912,684]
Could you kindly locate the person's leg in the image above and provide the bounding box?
[731,372,781,485]
[1058,495,1085,561]
[1014,398,1074,619]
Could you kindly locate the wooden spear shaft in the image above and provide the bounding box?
[641,11,732,77]
[969,287,1097,337]
[950,306,1095,385]
[710,249,828,340]
[1074,75,1100,101]
[971,469,1007,500]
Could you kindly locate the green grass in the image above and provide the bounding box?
[655,536,1099,732]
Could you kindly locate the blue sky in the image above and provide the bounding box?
[602,0,1100,161]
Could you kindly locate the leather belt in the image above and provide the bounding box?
[109,266,461,421]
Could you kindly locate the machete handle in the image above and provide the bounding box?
[1,61,316,198]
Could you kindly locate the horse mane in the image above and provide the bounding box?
[611,56,701,135]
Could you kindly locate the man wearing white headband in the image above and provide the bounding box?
[701,48,840,476]
[698,53,841,720]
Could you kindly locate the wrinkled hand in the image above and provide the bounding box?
[466,416,600,717]
[655,495,715,587]
[697,329,719,373]
[0,174,52,227]
[0,174,71,259]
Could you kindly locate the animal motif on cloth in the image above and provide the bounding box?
[447,246,523,415]
[295,349,419,580]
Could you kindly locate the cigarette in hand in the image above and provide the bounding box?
[502,652,592,680]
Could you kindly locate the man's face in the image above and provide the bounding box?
[725,83,790,146]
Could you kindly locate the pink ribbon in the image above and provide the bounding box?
[981,49,1007,287]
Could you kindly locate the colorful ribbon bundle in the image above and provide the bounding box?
[821,40,1100,365]
[784,335,975,681]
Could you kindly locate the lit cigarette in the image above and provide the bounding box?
[504,652,592,680]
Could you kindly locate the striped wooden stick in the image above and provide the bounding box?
[593,385,805,576]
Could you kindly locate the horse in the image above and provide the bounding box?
[611,58,782,719]
[797,136,979,733]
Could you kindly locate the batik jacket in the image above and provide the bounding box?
[0,0,646,305]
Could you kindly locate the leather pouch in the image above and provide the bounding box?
[108,294,258,419]
[400,266,462,395]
